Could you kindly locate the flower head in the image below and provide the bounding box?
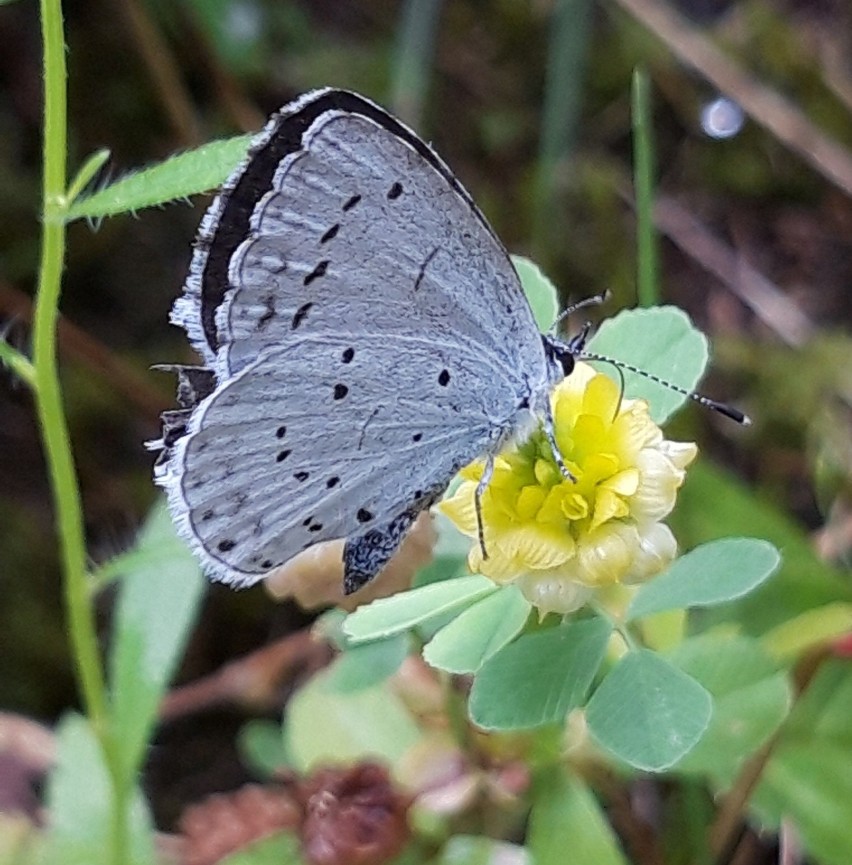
[438,363,697,615]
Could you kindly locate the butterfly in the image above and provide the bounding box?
[153,88,744,595]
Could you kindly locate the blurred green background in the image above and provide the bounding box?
[0,0,850,834]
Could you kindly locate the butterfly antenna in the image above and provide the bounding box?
[579,349,752,426]
[550,289,611,332]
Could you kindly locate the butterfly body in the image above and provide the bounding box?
[157,88,567,593]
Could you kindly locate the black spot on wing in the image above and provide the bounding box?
[387,182,403,199]
[341,347,355,364]
[258,294,275,328]
[303,260,329,286]
[342,193,361,211]
[320,223,340,243]
[438,369,451,386]
[333,384,348,400]
[291,302,313,330]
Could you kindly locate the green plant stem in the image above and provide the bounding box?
[631,67,660,306]
[37,0,107,734]
[36,2,129,862]
[533,0,593,264]
[590,602,638,652]
[390,0,443,126]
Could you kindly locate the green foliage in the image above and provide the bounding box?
[107,503,205,779]
[345,575,498,641]
[631,66,660,308]
[67,134,252,221]
[238,720,291,779]
[433,836,529,865]
[511,255,560,330]
[218,833,304,865]
[518,256,711,423]
[586,650,712,771]
[754,661,852,865]
[43,504,204,863]
[528,768,628,865]
[422,585,530,674]
[324,633,410,692]
[469,618,611,730]
[587,305,710,425]
[45,715,155,865]
[674,462,852,635]
[626,538,781,620]
[670,632,791,782]
[284,668,423,773]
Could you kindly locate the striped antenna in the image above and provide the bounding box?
[580,349,751,425]
[549,289,611,332]
[549,292,751,426]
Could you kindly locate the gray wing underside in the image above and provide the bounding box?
[158,333,522,588]
[201,109,543,380]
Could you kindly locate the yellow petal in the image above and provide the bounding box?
[503,525,576,570]
[554,362,597,406]
[632,448,686,521]
[591,488,629,530]
[437,483,479,536]
[459,461,485,482]
[575,523,640,587]
[516,485,547,520]
[561,491,589,521]
[583,452,620,485]
[472,547,522,583]
[537,485,569,524]
[582,372,620,422]
[611,403,661,460]
[534,457,560,486]
[602,468,640,497]
[572,414,607,462]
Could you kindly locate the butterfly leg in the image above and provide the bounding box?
[475,454,495,561]
[542,399,576,482]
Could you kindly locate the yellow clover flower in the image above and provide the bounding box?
[438,362,697,615]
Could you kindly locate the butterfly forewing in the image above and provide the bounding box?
[220,108,543,381]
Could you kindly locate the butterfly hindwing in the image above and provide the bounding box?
[159,332,525,586]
